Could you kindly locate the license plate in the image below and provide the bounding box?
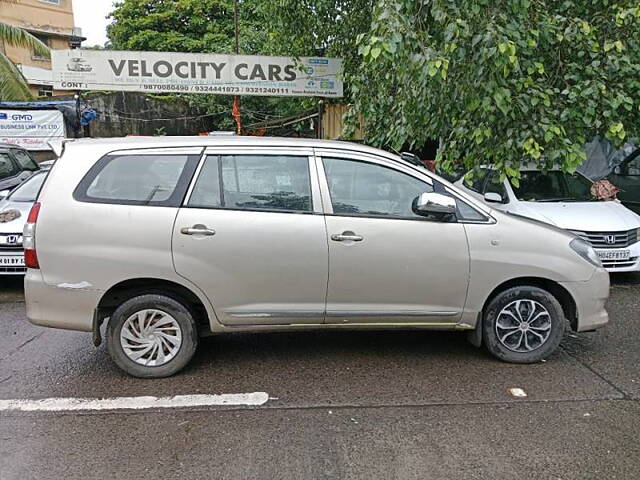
[0,255,24,266]
[597,250,630,261]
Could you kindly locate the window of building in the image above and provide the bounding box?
[31,34,50,61]
[38,0,61,5]
[37,86,53,98]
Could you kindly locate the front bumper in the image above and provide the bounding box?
[25,269,103,332]
[560,268,610,332]
[596,241,640,273]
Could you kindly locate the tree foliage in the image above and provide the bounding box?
[268,0,640,180]
[0,21,49,100]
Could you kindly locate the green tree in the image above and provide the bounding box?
[268,1,640,181]
[0,22,49,100]
[108,0,310,132]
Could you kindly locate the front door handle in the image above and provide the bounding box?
[180,224,216,236]
[331,232,363,242]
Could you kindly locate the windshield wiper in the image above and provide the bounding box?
[536,197,585,202]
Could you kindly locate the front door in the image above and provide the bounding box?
[319,154,470,325]
[172,151,328,325]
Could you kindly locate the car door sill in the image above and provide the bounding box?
[222,322,473,330]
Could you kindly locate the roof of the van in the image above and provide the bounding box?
[63,136,399,158]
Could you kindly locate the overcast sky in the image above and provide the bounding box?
[72,0,116,47]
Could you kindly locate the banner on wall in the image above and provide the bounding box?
[52,50,343,98]
[0,109,66,151]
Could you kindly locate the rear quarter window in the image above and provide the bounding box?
[74,153,200,206]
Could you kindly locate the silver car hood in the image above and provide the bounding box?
[0,199,31,234]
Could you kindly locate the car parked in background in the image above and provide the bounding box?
[0,171,47,274]
[24,137,609,377]
[456,166,640,273]
[0,144,40,193]
[607,149,640,215]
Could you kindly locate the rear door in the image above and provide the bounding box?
[172,148,328,326]
[317,151,471,325]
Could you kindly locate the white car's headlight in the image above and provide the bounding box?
[570,238,602,268]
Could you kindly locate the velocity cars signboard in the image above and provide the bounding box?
[0,110,65,151]
[52,50,343,98]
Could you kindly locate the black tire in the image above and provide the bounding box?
[107,294,198,378]
[483,286,565,364]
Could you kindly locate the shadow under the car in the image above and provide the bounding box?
[609,272,640,286]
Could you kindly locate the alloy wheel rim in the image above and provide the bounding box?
[495,299,552,353]
[120,309,182,366]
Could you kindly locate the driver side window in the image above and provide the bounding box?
[322,157,433,218]
[627,157,640,176]
[484,172,509,202]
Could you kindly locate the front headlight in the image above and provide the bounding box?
[570,238,602,268]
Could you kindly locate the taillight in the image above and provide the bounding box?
[27,202,40,223]
[23,202,40,269]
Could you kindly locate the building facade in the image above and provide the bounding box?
[0,0,81,97]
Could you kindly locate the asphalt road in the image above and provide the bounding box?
[1,273,639,479]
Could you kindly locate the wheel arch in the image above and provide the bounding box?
[482,277,578,331]
[96,278,214,337]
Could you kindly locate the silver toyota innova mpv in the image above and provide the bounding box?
[24,137,610,377]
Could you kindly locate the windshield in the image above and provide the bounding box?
[8,172,46,202]
[511,171,594,202]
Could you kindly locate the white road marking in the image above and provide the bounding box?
[0,392,270,412]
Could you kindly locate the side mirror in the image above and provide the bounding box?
[0,190,11,201]
[413,192,457,217]
[484,192,504,203]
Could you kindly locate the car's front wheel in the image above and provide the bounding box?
[483,286,565,363]
[106,294,198,378]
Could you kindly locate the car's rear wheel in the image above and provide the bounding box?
[106,294,198,378]
[483,286,565,363]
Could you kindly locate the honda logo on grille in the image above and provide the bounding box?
[2,235,21,245]
[604,235,616,245]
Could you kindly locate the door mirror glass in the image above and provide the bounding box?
[413,192,457,216]
[484,192,504,203]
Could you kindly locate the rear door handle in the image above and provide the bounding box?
[180,224,216,236]
[331,232,363,242]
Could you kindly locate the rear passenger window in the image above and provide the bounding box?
[75,154,198,206]
[188,154,312,212]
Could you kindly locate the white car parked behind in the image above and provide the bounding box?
[455,166,640,273]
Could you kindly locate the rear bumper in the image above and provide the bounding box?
[560,268,610,332]
[25,269,103,332]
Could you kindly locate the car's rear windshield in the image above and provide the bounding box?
[9,172,46,202]
[511,171,594,202]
